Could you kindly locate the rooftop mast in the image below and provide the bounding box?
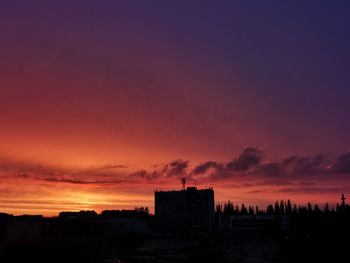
[181,177,186,190]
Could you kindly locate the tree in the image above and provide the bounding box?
[223,201,235,215]
[307,203,313,214]
[240,204,248,215]
[314,204,321,214]
[280,200,285,214]
[341,193,346,209]
[286,200,292,214]
[324,203,330,213]
[293,204,298,214]
[216,204,223,215]
[266,204,274,215]
[274,201,280,215]
[235,205,240,214]
[336,203,340,213]
[248,206,255,215]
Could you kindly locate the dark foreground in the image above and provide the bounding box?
[0,207,349,263]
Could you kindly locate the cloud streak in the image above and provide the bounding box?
[126,148,350,187]
[1,148,350,191]
[0,157,127,185]
[1,148,350,215]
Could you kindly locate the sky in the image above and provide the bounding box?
[1,1,350,215]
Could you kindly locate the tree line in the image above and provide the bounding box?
[215,194,349,216]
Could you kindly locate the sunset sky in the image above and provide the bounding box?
[1,1,350,216]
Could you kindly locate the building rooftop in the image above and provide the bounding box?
[154,187,213,193]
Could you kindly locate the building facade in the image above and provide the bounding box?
[155,187,215,232]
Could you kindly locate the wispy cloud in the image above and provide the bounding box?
[1,148,350,189]
[0,157,127,185]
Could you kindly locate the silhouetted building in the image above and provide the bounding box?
[155,187,215,232]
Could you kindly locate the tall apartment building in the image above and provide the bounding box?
[154,187,215,232]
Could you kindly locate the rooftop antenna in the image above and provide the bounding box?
[181,177,186,190]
